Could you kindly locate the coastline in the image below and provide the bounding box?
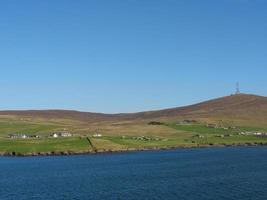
[1,142,267,157]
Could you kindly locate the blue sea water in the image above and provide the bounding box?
[0,147,267,200]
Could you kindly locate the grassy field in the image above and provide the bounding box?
[0,137,93,155]
[87,121,267,151]
[0,117,266,155]
[164,123,267,146]
[0,116,65,136]
[0,94,266,155]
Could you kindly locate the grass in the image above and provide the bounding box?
[166,123,235,135]
[0,137,92,154]
[90,137,127,151]
[165,122,267,146]
[97,135,195,149]
[0,122,59,135]
[0,119,266,155]
[0,93,267,155]
[0,119,62,136]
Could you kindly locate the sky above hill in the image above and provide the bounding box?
[0,0,266,113]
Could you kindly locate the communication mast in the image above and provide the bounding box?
[236,82,240,95]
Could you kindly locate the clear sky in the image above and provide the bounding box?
[0,0,266,113]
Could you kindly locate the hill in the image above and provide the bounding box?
[1,93,267,155]
[0,93,266,126]
[128,93,267,126]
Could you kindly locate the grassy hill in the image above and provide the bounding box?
[0,93,267,155]
[1,93,267,122]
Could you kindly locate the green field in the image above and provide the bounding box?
[0,117,266,155]
[0,117,64,136]
[0,94,266,155]
[0,137,93,155]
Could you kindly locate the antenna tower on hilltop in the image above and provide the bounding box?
[235,82,240,95]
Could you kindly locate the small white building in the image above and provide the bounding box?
[21,134,28,139]
[254,132,263,136]
[52,133,59,138]
[60,132,72,137]
[93,134,102,138]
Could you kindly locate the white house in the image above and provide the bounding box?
[21,134,28,139]
[254,132,263,136]
[60,132,72,137]
[93,134,102,137]
[52,133,59,138]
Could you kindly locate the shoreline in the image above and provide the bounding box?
[1,142,267,157]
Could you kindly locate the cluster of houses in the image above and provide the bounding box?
[8,134,40,139]
[239,132,267,137]
[8,131,106,139]
[193,134,205,139]
[51,132,103,138]
[129,136,166,141]
[206,124,236,130]
[8,132,73,139]
[51,132,73,138]
[134,136,156,141]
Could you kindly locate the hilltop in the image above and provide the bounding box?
[0,93,266,126]
[130,93,267,126]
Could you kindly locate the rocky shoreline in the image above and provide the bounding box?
[1,142,267,157]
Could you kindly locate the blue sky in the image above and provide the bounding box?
[0,0,266,113]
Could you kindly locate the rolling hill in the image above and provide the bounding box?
[1,93,267,155]
[0,94,266,126]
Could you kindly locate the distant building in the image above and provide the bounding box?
[9,134,29,139]
[51,132,73,138]
[93,134,102,137]
[60,132,72,137]
[254,132,266,136]
[21,134,27,139]
[52,133,59,138]
[239,131,267,136]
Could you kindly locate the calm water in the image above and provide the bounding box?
[0,147,267,200]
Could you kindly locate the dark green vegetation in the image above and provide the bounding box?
[0,94,267,155]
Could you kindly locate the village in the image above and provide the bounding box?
[8,132,73,139]
[205,122,267,137]
[6,120,267,142]
[8,132,104,139]
[239,132,267,137]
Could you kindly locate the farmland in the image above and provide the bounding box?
[0,94,267,155]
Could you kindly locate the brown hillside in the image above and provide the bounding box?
[0,94,266,125]
[130,94,267,120]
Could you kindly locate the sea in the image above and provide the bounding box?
[0,147,267,200]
